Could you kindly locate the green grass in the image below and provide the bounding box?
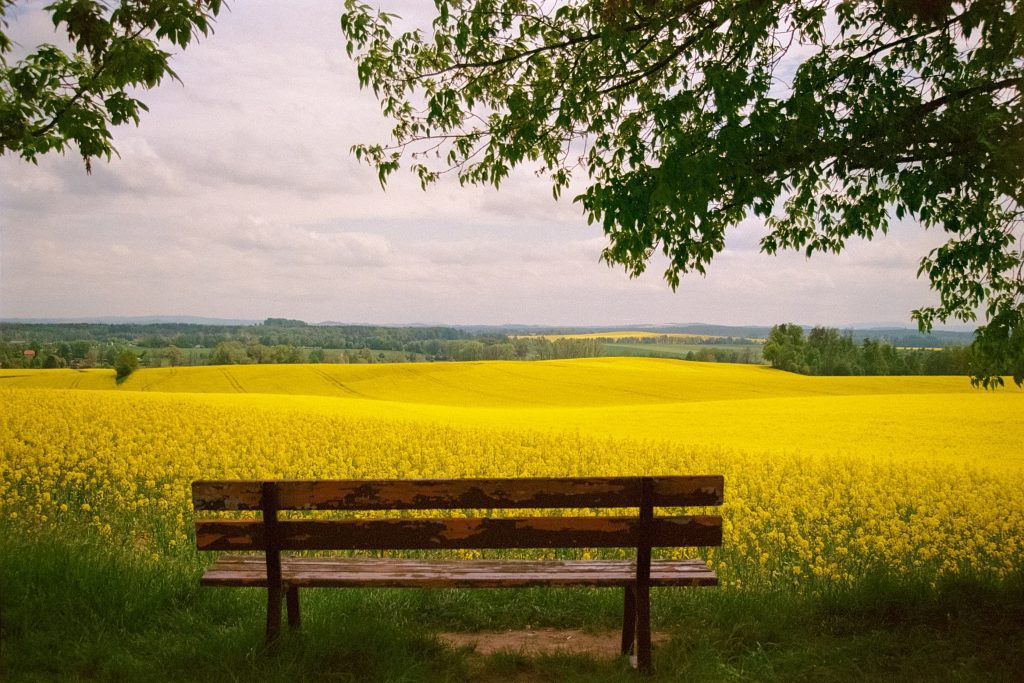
[599,342,763,362]
[3,532,1022,682]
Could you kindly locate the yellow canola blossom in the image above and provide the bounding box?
[3,360,1023,592]
[0,368,116,391]
[6,360,1021,466]
[0,357,1001,405]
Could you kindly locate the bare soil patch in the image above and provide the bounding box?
[438,628,670,657]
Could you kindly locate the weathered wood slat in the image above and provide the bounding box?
[200,557,717,588]
[201,557,717,576]
[195,515,723,551]
[286,586,300,630]
[634,476,655,673]
[262,482,283,644]
[208,557,717,574]
[193,474,725,674]
[621,586,637,655]
[192,476,724,511]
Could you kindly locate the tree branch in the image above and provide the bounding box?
[417,32,602,78]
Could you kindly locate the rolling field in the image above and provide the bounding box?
[597,342,762,360]
[527,331,754,342]
[2,358,1023,680]
[0,356,1003,403]
[2,359,1020,466]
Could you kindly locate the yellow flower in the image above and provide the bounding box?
[0,362,1021,590]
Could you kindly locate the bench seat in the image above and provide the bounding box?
[192,476,725,673]
[202,556,717,588]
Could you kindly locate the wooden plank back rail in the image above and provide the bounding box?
[192,475,724,673]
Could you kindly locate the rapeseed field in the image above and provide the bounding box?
[529,331,718,341]
[3,358,1022,592]
[2,357,989,403]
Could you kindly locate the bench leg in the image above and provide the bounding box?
[266,583,283,645]
[286,585,301,630]
[635,582,652,674]
[621,585,637,655]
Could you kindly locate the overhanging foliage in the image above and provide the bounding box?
[341,0,1023,384]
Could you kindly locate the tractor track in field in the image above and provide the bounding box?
[219,368,246,393]
[311,368,365,397]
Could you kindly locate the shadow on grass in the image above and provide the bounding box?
[2,534,1022,681]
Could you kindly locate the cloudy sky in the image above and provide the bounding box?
[0,1,956,327]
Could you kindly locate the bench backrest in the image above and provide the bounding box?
[192,476,724,552]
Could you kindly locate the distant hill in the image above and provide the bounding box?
[1,318,976,348]
[1,316,260,326]
[470,323,974,347]
[845,327,974,347]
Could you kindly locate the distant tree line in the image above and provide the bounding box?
[0,320,470,350]
[0,320,601,369]
[0,339,123,369]
[682,347,760,364]
[592,334,759,346]
[206,336,602,365]
[762,324,976,376]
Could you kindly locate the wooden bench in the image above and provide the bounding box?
[192,475,724,673]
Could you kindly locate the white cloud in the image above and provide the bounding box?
[217,218,393,267]
[0,0,952,328]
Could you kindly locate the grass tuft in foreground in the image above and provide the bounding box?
[3,532,1022,682]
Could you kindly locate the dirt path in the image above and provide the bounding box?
[438,628,669,657]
